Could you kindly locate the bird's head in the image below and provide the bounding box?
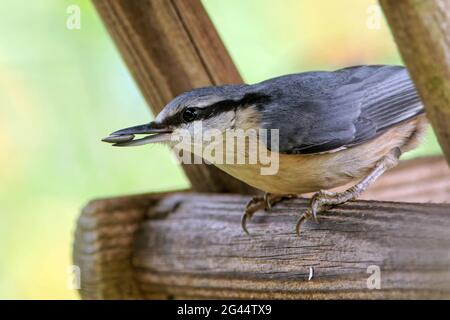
[103,85,271,149]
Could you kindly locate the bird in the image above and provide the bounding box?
[102,65,427,236]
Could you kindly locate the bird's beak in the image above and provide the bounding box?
[102,122,173,147]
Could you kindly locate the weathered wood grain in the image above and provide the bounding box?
[74,157,450,299]
[73,193,158,299]
[92,0,257,194]
[380,0,450,166]
[134,194,450,299]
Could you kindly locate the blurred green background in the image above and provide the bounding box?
[0,0,441,299]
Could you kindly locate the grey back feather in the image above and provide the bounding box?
[253,65,424,154]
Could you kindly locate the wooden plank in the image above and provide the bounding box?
[133,194,450,299]
[92,0,257,194]
[74,156,450,299]
[380,0,450,166]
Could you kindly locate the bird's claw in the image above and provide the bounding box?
[263,193,272,211]
[241,210,252,236]
[242,196,265,235]
[295,208,319,236]
[242,194,295,235]
[296,191,329,236]
[295,213,307,237]
[245,197,259,210]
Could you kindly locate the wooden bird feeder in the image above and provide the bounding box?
[73,0,450,299]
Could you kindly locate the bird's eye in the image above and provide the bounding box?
[182,108,197,122]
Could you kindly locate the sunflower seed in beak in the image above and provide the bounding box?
[102,134,135,144]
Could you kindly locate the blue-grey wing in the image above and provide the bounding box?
[256,65,424,154]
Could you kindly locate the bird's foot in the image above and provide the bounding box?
[242,193,296,235]
[295,189,353,236]
[295,148,401,236]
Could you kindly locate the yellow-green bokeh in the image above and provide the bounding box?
[0,0,441,299]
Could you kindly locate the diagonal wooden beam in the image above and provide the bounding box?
[380,0,450,167]
[92,0,258,194]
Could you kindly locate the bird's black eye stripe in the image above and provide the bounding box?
[194,93,272,121]
[182,107,198,122]
[162,93,271,126]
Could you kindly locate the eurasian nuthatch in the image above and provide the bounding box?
[103,65,427,235]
